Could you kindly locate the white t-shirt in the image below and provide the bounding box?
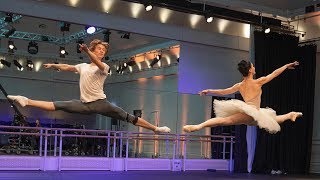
[74,63,110,103]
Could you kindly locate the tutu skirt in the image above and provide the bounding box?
[213,99,280,134]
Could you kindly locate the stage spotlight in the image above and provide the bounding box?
[156,54,162,60]
[28,41,38,54]
[205,15,213,23]
[204,11,214,23]
[116,65,122,74]
[145,4,153,11]
[150,58,159,67]
[122,63,128,72]
[127,59,136,66]
[8,40,16,53]
[26,59,34,71]
[0,59,11,67]
[4,13,13,23]
[264,27,270,33]
[121,32,130,39]
[5,27,16,38]
[59,46,68,58]
[13,60,23,71]
[85,26,96,34]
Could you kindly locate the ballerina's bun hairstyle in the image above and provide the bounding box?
[237,60,251,77]
[89,39,110,52]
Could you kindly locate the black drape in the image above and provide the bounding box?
[252,31,316,174]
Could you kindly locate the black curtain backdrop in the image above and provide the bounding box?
[252,31,316,174]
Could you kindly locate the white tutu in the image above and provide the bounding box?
[213,99,280,134]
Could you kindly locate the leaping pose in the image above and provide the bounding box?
[8,39,171,134]
[183,60,302,134]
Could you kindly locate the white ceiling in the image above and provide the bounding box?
[213,0,319,10]
[196,0,320,18]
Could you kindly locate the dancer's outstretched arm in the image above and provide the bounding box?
[43,63,77,72]
[257,61,299,85]
[79,44,107,71]
[199,83,240,96]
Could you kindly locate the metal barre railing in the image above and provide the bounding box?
[0,125,235,170]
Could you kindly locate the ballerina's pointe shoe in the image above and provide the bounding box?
[154,126,171,133]
[291,112,303,122]
[7,95,29,107]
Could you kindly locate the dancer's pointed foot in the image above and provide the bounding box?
[154,126,171,133]
[7,95,29,107]
[290,112,303,122]
[183,125,200,133]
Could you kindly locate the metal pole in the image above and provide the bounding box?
[54,130,57,156]
[43,129,48,171]
[223,137,226,159]
[39,129,43,156]
[229,137,234,172]
[107,131,110,158]
[120,132,123,158]
[58,131,63,171]
[113,132,116,158]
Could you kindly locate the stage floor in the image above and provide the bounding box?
[0,171,319,180]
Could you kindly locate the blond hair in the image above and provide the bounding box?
[89,39,109,52]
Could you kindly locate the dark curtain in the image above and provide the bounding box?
[252,31,316,174]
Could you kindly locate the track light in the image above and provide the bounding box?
[8,40,16,53]
[59,46,68,58]
[145,4,153,11]
[264,27,270,33]
[116,65,122,74]
[28,41,38,54]
[204,11,214,23]
[26,59,34,71]
[121,32,130,39]
[127,59,136,66]
[13,60,23,71]
[0,59,11,67]
[150,58,159,68]
[156,54,162,60]
[5,27,16,38]
[5,13,13,22]
[85,26,96,34]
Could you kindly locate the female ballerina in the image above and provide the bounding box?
[8,39,170,134]
[183,60,302,134]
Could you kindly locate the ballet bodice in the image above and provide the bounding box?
[244,91,262,109]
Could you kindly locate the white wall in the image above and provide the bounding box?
[178,42,249,95]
